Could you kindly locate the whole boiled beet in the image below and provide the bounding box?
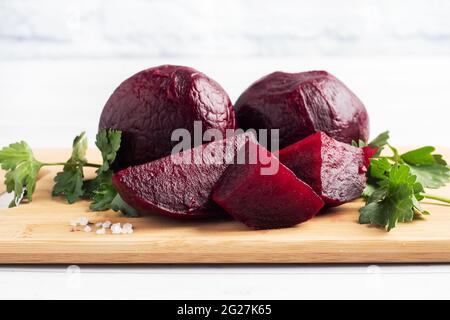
[100,65,237,170]
[235,70,369,149]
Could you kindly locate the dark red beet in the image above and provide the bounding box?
[212,141,324,230]
[100,65,237,170]
[112,132,256,219]
[235,70,369,149]
[362,146,377,168]
[278,132,368,207]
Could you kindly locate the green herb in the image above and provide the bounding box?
[0,129,137,217]
[359,132,450,231]
[401,146,450,189]
[352,131,389,156]
[89,180,117,211]
[0,142,43,207]
[85,129,122,211]
[52,132,88,204]
[111,194,139,217]
[359,163,428,231]
[368,131,390,149]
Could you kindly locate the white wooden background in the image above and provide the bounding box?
[1,0,450,59]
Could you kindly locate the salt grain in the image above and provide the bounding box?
[122,223,133,230]
[96,228,106,235]
[95,222,103,228]
[84,225,92,232]
[102,221,112,229]
[111,223,122,234]
[78,216,89,226]
[121,223,133,234]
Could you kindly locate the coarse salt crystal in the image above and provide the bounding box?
[95,222,103,228]
[111,223,122,234]
[84,225,92,232]
[102,221,112,229]
[78,216,89,226]
[121,223,133,234]
[122,223,133,230]
[96,228,106,235]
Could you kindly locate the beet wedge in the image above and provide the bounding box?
[212,141,324,230]
[112,132,256,219]
[278,132,368,207]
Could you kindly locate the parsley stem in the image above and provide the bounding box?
[85,163,102,168]
[41,162,67,166]
[42,162,101,168]
[423,193,450,204]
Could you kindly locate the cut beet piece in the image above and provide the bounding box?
[100,65,237,170]
[235,70,369,149]
[278,132,368,206]
[112,132,256,219]
[212,141,324,230]
[362,145,377,168]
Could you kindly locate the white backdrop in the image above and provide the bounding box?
[1,0,450,59]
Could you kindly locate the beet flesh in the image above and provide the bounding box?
[100,65,237,170]
[112,132,256,219]
[235,70,369,149]
[212,141,324,229]
[278,132,368,206]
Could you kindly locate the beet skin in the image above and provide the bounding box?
[100,65,237,170]
[278,132,368,206]
[235,70,369,149]
[112,133,256,219]
[212,141,324,229]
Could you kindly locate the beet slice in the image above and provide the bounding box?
[212,141,324,230]
[362,145,377,168]
[100,65,237,170]
[278,132,368,206]
[235,70,369,149]
[112,132,256,219]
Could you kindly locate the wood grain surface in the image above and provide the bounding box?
[0,149,449,264]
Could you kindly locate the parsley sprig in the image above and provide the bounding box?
[0,130,137,216]
[357,131,450,231]
[0,141,43,207]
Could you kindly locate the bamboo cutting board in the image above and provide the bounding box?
[0,149,449,264]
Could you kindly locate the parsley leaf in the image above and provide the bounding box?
[351,139,367,148]
[359,132,449,231]
[52,132,88,203]
[89,180,117,211]
[85,129,122,211]
[0,141,43,207]
[111,194,139,217]
[96,129,121,173]
[400,146,450,188]
[359,164,419,231]
[368,131,390,150]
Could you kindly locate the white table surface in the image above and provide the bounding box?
[0,57,450,300]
